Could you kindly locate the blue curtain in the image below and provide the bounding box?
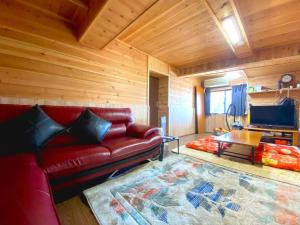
[204,88,211,116]
[230,84,247,116]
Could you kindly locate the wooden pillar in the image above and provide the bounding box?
[195,86,205,133]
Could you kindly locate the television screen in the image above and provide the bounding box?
[250,105,296,128]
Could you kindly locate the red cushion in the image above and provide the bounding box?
[101,132,162,160]
[0,154,60,225]
[41,145,111,179]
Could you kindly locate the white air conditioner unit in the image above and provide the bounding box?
[204,77,229,88]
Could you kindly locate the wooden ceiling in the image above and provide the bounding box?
[245,61,300,78]
[119,0,235,67]
[1,0,300,77]
[15,0,89,26]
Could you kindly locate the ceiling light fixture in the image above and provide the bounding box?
[222,16,242,45]
[225,71,242,80]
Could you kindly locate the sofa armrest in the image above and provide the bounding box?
[127,124,160,138]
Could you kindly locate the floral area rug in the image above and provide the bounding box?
[83,155,300,225]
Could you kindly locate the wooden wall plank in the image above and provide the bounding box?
[169,67,199,136]
[0,28,149,123]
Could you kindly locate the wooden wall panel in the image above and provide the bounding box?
[148,56,169,76]
[0,28,149,123]
[195,86,205,133]
[205,115,247,132]
[169,67,199,136]
[248,71,300,105]
[158,76,169,134]
[0,2,199,134]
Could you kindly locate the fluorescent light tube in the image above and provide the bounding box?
[222,16,242,45]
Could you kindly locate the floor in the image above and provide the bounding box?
[55,133,257,225]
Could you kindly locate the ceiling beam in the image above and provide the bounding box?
[77,0,158,49]
[67,0,88,10]
[203,0,252,58]
[77,0,108,42]
[178,43,300,77]
[16,0,74,25]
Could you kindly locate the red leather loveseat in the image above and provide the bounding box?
[0,104,162,225]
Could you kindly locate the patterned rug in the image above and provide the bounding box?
[84,155,300,225]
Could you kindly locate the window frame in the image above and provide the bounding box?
[209,88,232,115]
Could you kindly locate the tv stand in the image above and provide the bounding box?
[245,126,299,146]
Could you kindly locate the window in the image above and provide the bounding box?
[210,89,232,114]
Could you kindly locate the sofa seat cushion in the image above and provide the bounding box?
[101,132,162,160]
[41,145,111,179]
[0,154,60,225]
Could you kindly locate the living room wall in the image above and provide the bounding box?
[248,71,300,105]
[0,28,149,123]
[0,0,200,136]
[0,21,199,136]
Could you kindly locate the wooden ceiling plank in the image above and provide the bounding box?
[78,0,158,49]
[118,0,184,42]
[16,0,74,25]
[179,43,300,77]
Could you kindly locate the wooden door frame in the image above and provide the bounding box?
[147,69,170,135]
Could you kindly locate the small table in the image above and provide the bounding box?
[215,130,262,164]
[159,136,180,161]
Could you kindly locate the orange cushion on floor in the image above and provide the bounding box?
[186,136,229,154]
[264,143,300,158]
[262,152,300,172]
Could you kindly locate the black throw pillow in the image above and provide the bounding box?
[0,105,65,154]
[69,109,112,144]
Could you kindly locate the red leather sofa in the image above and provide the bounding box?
[0,104,162,225]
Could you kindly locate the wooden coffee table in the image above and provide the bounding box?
[215,130,262,164]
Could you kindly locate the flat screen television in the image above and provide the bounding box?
[250,105,297,129]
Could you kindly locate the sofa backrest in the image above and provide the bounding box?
[0,104,134,147]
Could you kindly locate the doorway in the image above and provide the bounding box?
[149,76,159,127]
[149,71,169,135]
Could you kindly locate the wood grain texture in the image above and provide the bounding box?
[0,0,199,134]
[216,130,262,147]
[195,86,205,133]
[56,197,99,225]
[78,0,157,49]
[119,0,234,68]
[238,0,300,49]
[169,67,199,136]
[158,75,169,134]
[0,27,149,123]
[248,71,300,106]
[180,43,300,77]
[203,0,252,58]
